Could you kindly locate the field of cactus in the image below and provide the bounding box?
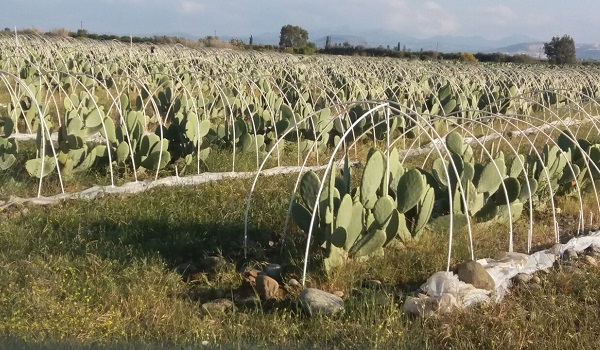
[2,35,600,194]
[2,35,600,348]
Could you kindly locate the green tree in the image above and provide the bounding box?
[279,25,308,48]
[75,29,88,37]
[295,42,317,55]
[544,35,577,65]
[459,52,478,63]
[229,38,245,47]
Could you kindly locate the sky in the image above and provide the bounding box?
[1,0,598,44]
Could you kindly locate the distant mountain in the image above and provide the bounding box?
[420,34,540,52]
[311,31,540,52]
[144,31,199,40]
[493,34,540,47]
[574,43,600,60]
[489,42,545,58]
[135,29,600,60]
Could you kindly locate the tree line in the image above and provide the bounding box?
[1,26,580,65]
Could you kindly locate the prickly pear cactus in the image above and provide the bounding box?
[0,117,17,171]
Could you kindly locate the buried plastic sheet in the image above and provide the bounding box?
[404,230,600,317]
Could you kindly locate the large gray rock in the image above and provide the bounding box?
[299,288,344,316]
[457,260,495,290]
[513,273,533,284]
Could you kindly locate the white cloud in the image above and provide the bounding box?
[484,5,517,25]
[111,0,205,13]
[382,0,458,37]
[424,1,443,11]
[179,0,205,14]
[4,0,600,44]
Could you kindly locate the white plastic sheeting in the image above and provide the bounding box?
[0,163,354,209]
[404,230,600,317]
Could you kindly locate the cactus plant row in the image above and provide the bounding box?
[291,129,600,273]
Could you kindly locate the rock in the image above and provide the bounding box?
[299,288,344,316]
[583,255,598,267]
[201,299,235,316]
[242,267,261,285]
[255,275,279,300]
[457,260,495,290]
[287,278,301,288]
[200,256,225,273]
[530,275,541,285]
[245,267,261,278]
[562,248,578,261]
[585,244,600,257]
[513,273,533,284]
[263,263,282,279]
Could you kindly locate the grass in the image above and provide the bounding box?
[1,170,600,349]
[2,107,600,349]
